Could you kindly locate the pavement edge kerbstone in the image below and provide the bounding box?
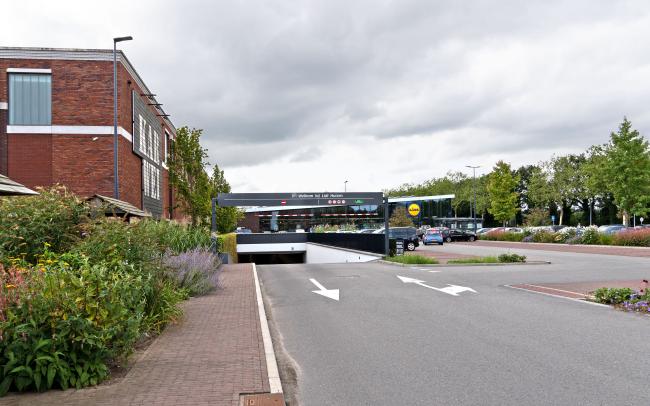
[252,263,284,394]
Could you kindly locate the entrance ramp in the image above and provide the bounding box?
[236,233,383,264]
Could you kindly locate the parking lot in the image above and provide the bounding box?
[259,244,650,405]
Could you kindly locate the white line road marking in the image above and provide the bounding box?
[504,285,610,307]
[309,278,340,301]
[396,275,477,296]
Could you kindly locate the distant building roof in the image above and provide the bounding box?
[88,194,151,218]
[0,174,39,196]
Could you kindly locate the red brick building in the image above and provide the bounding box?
[0,47,178,219]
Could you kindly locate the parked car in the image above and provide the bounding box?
[374,227,420,251]
[444,229,477,242]
[423,230,444,245]
[235,227,252,234]
[476,228,493,235]
[357,228,377,234]
[599,224,628,235]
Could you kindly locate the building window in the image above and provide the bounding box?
[163,130,170,164]
[8,73,52,125]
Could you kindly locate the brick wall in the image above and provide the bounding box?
[0,109,6,175]
[118,135,142,209]
[7,133,52,189]
[51,134,114,198]
[0,53,178,218]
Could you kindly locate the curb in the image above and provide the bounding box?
[252,263,283,394]
[376,259,551,267]
[473,240,650,251]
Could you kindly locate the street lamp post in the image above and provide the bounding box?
[113,36,133,199]
[466,165,480,233]
[344,180,348,192]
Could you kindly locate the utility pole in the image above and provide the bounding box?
[113,35,133,199]
[465,165,480,233]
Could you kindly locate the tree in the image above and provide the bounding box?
[487,161,520,227]
[389,206,414,227]
[208,164,241,233]
[168,126,239,230]
[601,118,650,225]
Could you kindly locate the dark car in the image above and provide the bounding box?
[444,229,477,242]
[376,227,420,251]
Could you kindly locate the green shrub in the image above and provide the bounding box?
[598,233,614,245]
[498,253,527,263]
[217,233,238,263]
[593,287,633,304]
[0,251,146,394]
[532,231,556,243]
[480,231,524,242]
[141,279,186,334]
[385,255,438,264]
[580,227,600,245]
[0,186,89,263]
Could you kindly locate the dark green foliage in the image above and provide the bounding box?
[0,192,213,395]
[0,252,145,394]
[497,253,526,263]
[217,233,238,263]
[0,186,89,263]
[593,287,633,304]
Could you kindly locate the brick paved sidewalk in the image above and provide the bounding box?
[462,240,650,257]
[2,264,271,406]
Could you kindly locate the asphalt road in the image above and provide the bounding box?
[258,245,650,406]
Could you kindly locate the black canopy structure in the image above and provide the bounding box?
[213,192,390,256]
[0,174,38,196]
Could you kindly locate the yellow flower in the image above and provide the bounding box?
[5,284,16,289]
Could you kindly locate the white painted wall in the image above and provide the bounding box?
[305,243,381,264]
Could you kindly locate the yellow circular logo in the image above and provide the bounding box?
[408,203,421,217]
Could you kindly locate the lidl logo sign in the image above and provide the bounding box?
[408,203,421,217]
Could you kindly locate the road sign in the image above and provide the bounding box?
[641,217,645,224]
[408,203,421,217]
[216,192,383,207]
[395,240,404,255]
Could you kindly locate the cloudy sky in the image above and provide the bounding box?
[3,0,650,192]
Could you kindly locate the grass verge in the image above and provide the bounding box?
[385,255,439,265]
[448,253,527,264]
[448,256,500,264]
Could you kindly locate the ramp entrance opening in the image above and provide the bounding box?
[212,192,390,264]
[238,252,306,265]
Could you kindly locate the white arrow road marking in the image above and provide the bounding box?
[309,278,340,301]
[396,275,477,296]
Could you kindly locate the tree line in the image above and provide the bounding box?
[386,118,650,227]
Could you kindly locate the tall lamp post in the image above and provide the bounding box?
[344,180,348,192]
[113,36,133,199]
[465,165,480,233]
